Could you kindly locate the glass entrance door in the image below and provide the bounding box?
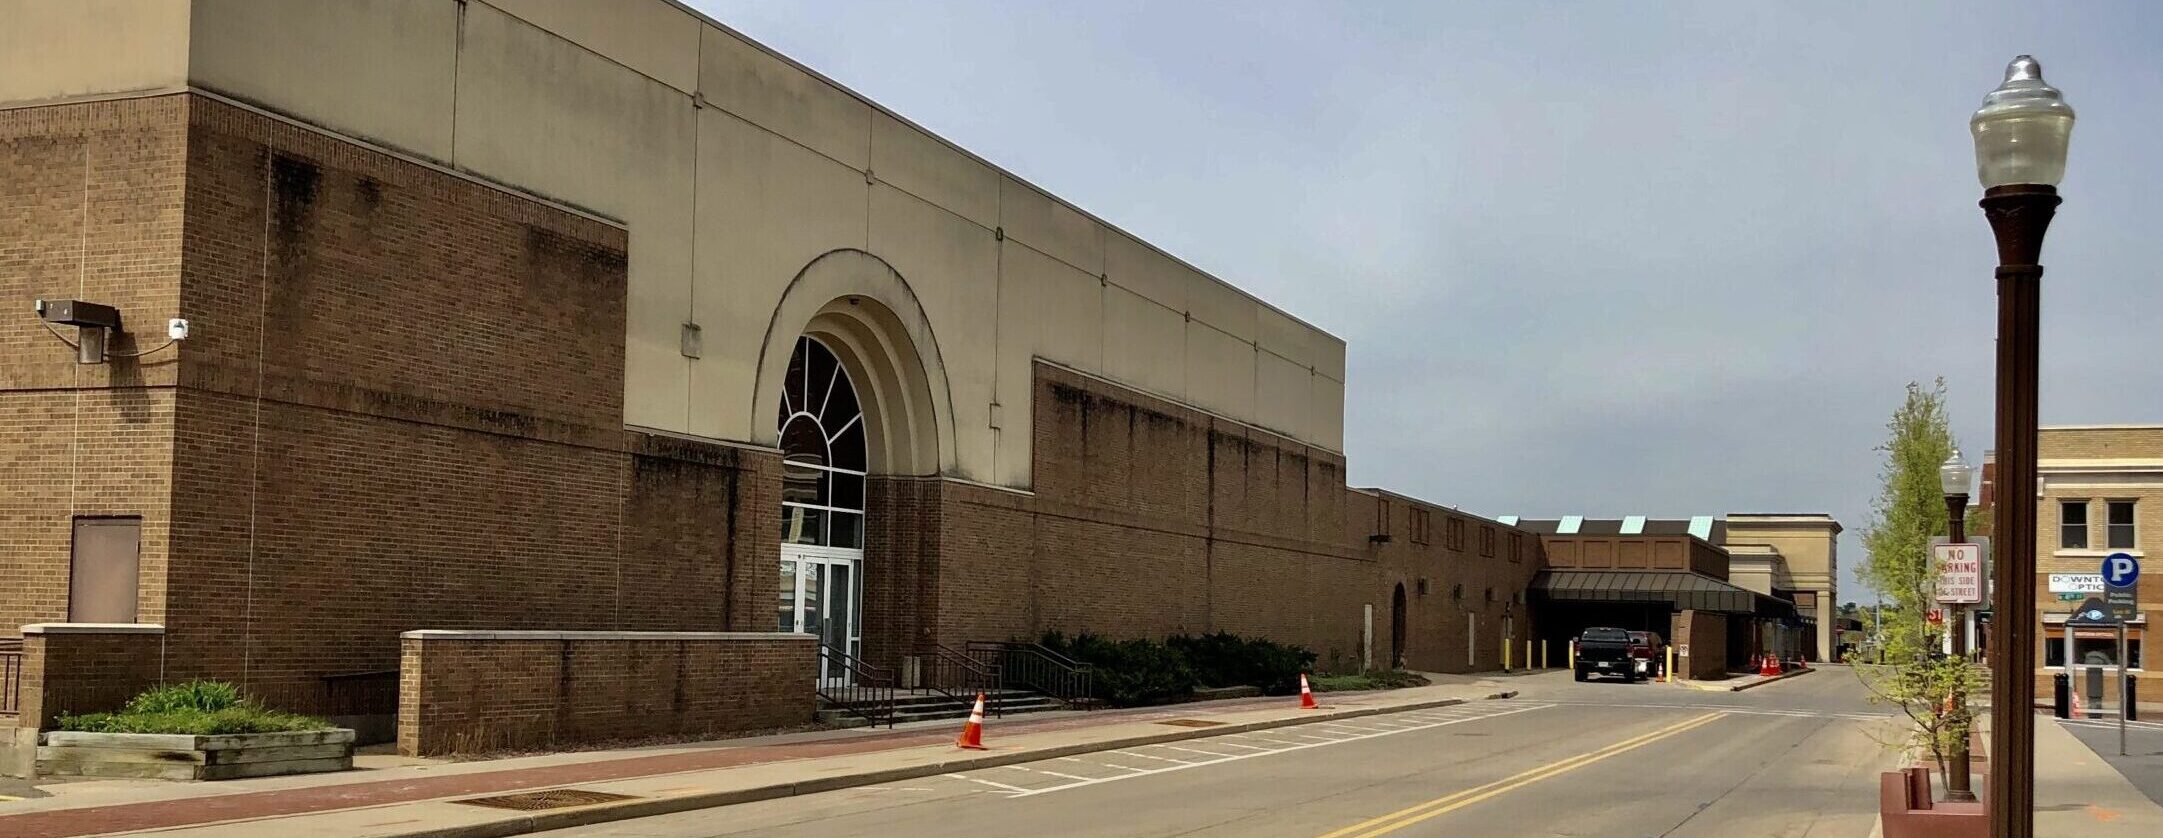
[780,544,862,686]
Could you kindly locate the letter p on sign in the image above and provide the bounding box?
[2103,552,2140,588]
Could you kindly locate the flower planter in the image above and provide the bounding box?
[36,729,355,780]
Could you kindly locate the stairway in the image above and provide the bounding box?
[817,688,1065,728]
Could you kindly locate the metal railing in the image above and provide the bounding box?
[923,643,1003,716]
[320,669,399,718]
[1,638,22,717]
[967,641,1096,709]
[817,644,895,728]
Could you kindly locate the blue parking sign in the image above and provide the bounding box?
[2102,553,2139,588]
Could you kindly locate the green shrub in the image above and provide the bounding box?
[1038,631,1197,707]
[122,680,243,715]
[1166,632,1316,696]
[1311,669,1431,693]
[54,681,329,735]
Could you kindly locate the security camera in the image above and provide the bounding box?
[168,318,189,341]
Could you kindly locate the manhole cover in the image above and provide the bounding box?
[453,789,638,811]
[1156,719,1226,728]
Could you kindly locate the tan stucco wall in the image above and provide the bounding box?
[0,0,1347,487]
[1723,515,1841,658]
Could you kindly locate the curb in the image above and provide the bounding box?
[1677,667,1815,693]
[386,690,1523,838]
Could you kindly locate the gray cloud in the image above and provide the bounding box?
[694,0,2163,603]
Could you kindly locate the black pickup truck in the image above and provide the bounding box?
[1574,627,1639,682]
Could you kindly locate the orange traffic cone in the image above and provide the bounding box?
[1758,654,1781,678]
[1299,673,1320,710]
[2071,687,2085,720]
[955,692,988,750]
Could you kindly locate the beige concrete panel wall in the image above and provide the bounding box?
[484,0,701,94]
[689,109,869,441]
[1313,373,1346,450]
[1257,306,1321,371]
[452,2,697,432]
[993,244,1106,486]
[871,113,999,229]
[0,0,189,104]
[868,184,999,482]
[1184,323,1256,421]
[1187,274,1259,342]
[1002,177,1103,276]
[1104,231,1188,315]
[1255,352,1312,443]
[699,25,870,171]
[1102,286,1186,403]
[188,0,457,162]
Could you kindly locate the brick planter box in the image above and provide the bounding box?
[36,729,355,780]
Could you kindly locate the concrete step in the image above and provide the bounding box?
[817,692,1069,726]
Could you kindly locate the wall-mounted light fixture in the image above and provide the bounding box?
[35,299,185,364]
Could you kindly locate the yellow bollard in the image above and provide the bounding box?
[1665,645,1676,682]
[1568,640,1576,670]
[1502,637,1512,672]
[1526,639,1533,670]
[1541,640,1549,670]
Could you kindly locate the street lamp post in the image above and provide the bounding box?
[1972,55,2074,838]
[1942,449,1979,803]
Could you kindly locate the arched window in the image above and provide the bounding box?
[779,336,866,548]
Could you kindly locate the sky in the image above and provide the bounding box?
[688,1,2163,604]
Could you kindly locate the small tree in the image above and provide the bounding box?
[1854,380,1989,790]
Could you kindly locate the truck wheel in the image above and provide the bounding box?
[1574,667,1587,682]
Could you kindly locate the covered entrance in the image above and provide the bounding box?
[777,336,868,686]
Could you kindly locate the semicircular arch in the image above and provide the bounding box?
[751,249,955,477]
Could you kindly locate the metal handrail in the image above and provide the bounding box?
[966,641,1096,709]
[816,644,895,728]
[0,641,23,717]
[923,643,1003,717]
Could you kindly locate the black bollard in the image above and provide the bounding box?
[2053,672,2070,719]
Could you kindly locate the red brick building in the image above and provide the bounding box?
[0,2,1544,753]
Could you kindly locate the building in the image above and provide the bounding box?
[0,0,1546,757]
[1724,513,1843,663]
[1988,425,2161,703]
[1511,513,1839,676]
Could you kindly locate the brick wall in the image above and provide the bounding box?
[397,631,814,756]
[13,624,167,730]
[1361,492,1547,674]
[1670,610,1727,680]
[0,96,187,634]
[880,364,1545,675]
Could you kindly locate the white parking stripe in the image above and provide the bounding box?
[1094,761,1150,773]
[948,773,1032,794]
[1009,766,1095,781]
[1206,740,1274,751]
[979,702,1554,799]
[1113,750,1197,765]
[1163,745,1237,758]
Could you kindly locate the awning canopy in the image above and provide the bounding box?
[1532,570,1783,616]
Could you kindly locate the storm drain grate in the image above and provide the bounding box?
[453,789,639,811]
[1155,719,1227,728]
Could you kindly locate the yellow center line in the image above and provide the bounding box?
[1315,711,1728,838]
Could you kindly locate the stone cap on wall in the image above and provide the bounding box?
[21,623,166,635]
[399,630,813,641]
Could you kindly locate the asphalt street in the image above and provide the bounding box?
[540,668,1903,838]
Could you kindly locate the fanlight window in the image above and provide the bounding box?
[779,336,866,547]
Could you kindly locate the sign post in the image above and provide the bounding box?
[2101,553,2139,756]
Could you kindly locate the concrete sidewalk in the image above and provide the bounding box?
[2035,714,2163,835]
[1676,666,1815,692]
[0,678,1518,838]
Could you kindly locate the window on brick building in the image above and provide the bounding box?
[778,336,867,549]
[2060,500,2088,549]
[1508,532,1523,563]
[1480,525,1496,557]
[2107,500,2136,549]
[1446,518,1465,551]
[1375,500,1391,539]
[1411,508,1431,544]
